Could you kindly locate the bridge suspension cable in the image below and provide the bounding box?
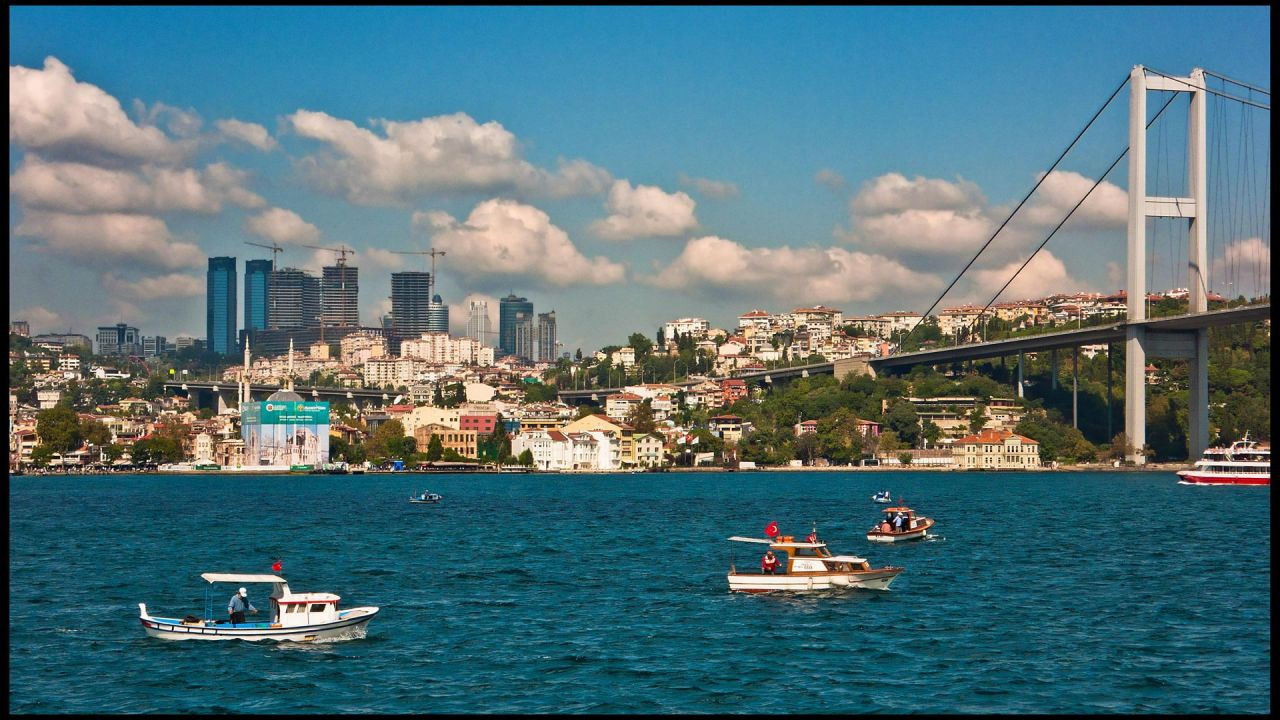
[900,73,1132,347]
[973,91,1183,324]
[1144,66,1270,111]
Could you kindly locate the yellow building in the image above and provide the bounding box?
[414,423,479,458]
[562,414,635,466]
[954,429,1041,469]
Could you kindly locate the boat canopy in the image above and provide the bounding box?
[884,507,914,513]
[823,555,868,563]
[727,536,825,547]
[200,573,287,584]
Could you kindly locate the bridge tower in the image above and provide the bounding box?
[1126,65,1210,464]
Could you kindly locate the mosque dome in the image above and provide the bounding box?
[266,388,304,402]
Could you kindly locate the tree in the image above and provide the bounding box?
[628,332,654,359]
[625,399,657,434]
[365,419,408,460]
[36,406,83,453]
[968,405,988,433]
[425,434,444,462]
[103,443,126,463]
[922,420,942,446]
[29,445,56,468]
[898,451,914,466]
[81,418,113,447]
[1106,432,1133,461]
[885,401,921,448]
[878,431,901,454]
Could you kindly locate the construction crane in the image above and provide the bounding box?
[300,243,357,266]
[391,247,446,281]
[244,240,285,271]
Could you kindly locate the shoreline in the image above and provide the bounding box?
[12,463,1196,477]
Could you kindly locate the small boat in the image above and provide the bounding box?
[138,572,378,642]
[1177,434,1270,486]
[867,506,936,543]
[409,490,442,504]
[871,490,892,503]
[726,531,903,592]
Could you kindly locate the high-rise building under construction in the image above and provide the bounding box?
[537,311,557,362]
[268,268,321,330]
[321,264,359,327]
[390,271,432,351]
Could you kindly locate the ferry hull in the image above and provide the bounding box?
[139,605,378,642]
[1176,472,1269,486]
[727,569,901,592]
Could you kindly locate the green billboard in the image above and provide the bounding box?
[242,400,330,425]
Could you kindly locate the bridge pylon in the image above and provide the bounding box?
[1126,65,1210,464]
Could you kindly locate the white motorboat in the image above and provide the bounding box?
[1177,434,1270,486]
[726,532,903,592]
[138,572,378,642]
[409,490,442,504]
[871,490,892,503]
[867,506,936,543]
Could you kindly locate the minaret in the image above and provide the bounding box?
[287,338,295,391]
[240,337,251,405]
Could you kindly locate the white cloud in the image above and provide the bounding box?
[361,247,407,271]
[215,118,277,151]
[589,180,698,240]
[244,207,321,245]
[413,199,626,287]
[815,168,847,191]
[678,173,739,200]
[1020,170,1126,229]
[968,250,1084,303]
[9,56,186,165]
[850,173,987,216]
[647,235,942,304]
[10,155,263,214]
[287,109,611,204]
[1211,237,1271,297]
[15,210,205,270]
[12,306,65,332]
[133,100,203,139]
[102,272,205,300]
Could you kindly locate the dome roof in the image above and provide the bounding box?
[267,388,304,402]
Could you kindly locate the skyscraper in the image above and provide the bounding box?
[514,313,534,361]
[244,259,272,334]
[427,294,449,334]
[97,323,141,356]
[390,271,432,346]
[467,300,491,344]
[321,264,359,327]
[537,311,557,362]
[268,268,321,330]
[206,256,237,355]
[499,293,533,358]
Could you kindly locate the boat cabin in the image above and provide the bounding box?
[879,507,920,532]
[274,592,342,628]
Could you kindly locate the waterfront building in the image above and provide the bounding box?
[413,423,478,458]
[709,414,745,444]
[633,432,666,467]
[537,311,557,362]
[268,268,321,330]
[96,323,141,356]
[953,429,1041,469]
[244,259,272,334]
[206,256,237,355]
[498,294,533,358]
[321,264,359,327]
[390,271,432,350]
[427,294,449,334]
[467,300,492,345]
[562,414,633,467]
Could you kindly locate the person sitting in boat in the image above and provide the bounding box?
[761,550,781,574]
[805,530,819,544]
[227,587,258,625]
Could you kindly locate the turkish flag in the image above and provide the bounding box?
[764,521,779,538]
[272,559,283,572]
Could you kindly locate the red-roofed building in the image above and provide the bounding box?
[953,429,1040,469]
[720,378,747,407]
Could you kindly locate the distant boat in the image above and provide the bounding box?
[409,490,442,504]
[871,490,892,503]
[726,531,902,592]
[867,506,936,543]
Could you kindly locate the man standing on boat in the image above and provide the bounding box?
[228,587,258,625]
[761,550,781,574]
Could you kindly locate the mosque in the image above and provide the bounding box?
[237,340,331,469]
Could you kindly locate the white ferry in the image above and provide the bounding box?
[726,532,903,592]
[1177,434,1271,486]
[138,572,378,642]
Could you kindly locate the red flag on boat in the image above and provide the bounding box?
[764,521,779,538]
[272,559,283,572]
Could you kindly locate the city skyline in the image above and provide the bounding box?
[9,7,1271,352]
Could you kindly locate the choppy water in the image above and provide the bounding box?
[8,471,1270,713]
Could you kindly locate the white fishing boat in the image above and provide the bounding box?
[871,490,892,503]
[138,573,378,642]
[726,532,903,592]
[867,505,936,543]
[409,490,442,504]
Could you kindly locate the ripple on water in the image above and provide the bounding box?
[6,471,1270,713]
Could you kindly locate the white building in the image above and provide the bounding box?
[662,317,710,342]
[340,331,388,367]
[400,332,496,366]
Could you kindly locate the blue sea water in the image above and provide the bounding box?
[8,471,1271,714]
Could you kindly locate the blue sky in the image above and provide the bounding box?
[9,6,1271,353]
